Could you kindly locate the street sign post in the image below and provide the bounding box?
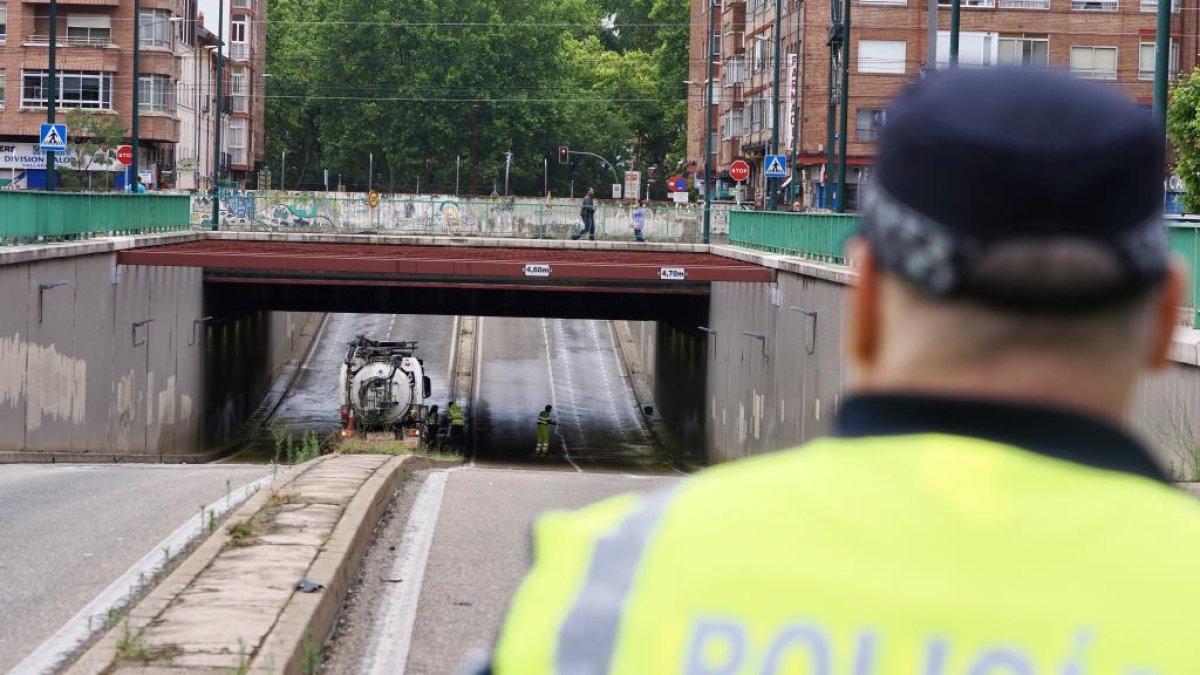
[116,145,133,166]
[764,155,788,179]
[368,189,380,208]
[39,124,68,153]
[611,183,622,199]
[624,171,641,202]
[730,159,750,183]
[669,176,689,193]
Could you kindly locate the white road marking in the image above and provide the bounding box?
[588,320,631,445]
[12,473,280,675]
[542,318,581,472]
[362,469,452,675]
[469,316,482,468]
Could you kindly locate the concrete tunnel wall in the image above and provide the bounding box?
[0,247,315,461]
[631,259,1200,476]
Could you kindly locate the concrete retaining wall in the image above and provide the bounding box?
[0,239,316,461]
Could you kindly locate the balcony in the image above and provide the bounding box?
[723,30,744,55]
[24,33,113,47]
[1141,0,1179,9]
[725,82,744,104]
[23,0,120,5]
[230,42,249,60]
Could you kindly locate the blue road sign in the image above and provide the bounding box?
[39,124,68,152]
[672,176,689,192]
[764,154,788,179]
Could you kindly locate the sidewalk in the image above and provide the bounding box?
[68,454,413,674]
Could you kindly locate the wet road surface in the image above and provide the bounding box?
[0,463,272,673]
[473,317,664,470]
[268,313,456,436]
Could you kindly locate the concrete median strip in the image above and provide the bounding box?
[66,454,416,674]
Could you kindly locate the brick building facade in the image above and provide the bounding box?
[687,0,1191,209]
[0,0,265,190]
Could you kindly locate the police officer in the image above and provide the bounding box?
[535,405,557,456]
[484,68,1200,673]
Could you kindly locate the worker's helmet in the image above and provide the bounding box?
[429,404,438,412]
[545,405,553,412]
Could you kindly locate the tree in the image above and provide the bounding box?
[1168,70,1200,213]
[60,108,126,191]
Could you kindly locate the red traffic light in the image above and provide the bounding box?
[558,146,570,165]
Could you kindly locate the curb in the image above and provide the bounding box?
[253,455,413,674]
[65,454,413,674]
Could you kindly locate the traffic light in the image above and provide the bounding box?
[558,146,570,165]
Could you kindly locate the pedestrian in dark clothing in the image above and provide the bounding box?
[572,188,596,240]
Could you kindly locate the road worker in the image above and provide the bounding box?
[446,400,467,451]
[481,68,1200,673]
[535,405,557,456]
[424,404,440,451]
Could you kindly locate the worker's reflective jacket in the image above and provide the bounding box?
[488,395,1200,674]
[448,404,466,427]
[538,411,554,426]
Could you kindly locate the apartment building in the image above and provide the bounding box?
[688,0,1192,208]
[0,0,265,190]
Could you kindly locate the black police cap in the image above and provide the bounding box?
[862,67,1168,311]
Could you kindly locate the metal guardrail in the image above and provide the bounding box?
[1167,218,1200,327]
[0,192,192,245]
[191,192,736,243]
[729,210,860,265]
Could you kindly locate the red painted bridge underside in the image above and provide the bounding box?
[117,240,774,285]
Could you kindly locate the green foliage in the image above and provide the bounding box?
[270,425,323,464]
[59,109,126,191]
[1169,70,1200,213]
[266,0,688,197]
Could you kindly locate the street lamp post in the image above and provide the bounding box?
[211,0,224,230]
[703,0,717,244]
[47,0,57,191]
[769,0,782,211]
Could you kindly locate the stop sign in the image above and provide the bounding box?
[116,145,133,166]
[729,159,750,183]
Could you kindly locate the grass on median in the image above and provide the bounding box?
[338,437,461,462]
[114,621,178,665]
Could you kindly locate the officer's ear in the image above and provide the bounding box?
[847,238,880,369]
[1147,259,1187,371]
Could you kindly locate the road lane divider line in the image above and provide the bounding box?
[543,318,582,472]
[362,468,453,675]
[14,471,281,675]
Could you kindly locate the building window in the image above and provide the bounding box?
[724,55,745,86]
[711,29,720,56]
[230,66,250,113]
[936,31,995,67]
[228,119,247,165]
[1072,0,1118,9]
[230,17,249,60]
[866,0,909,6]
[232,0,250,7]
[937,0,993,6]
[22,70,114,109]
[858,40,907,74]
[66,14,112,46]
[856,108,887,141]
[997,35,1049,67]
[1140,0,1178,11]
[724,108,744,139]
[998,0,1050,8]
[139,74,173,113]
[1139,40,1179,80]
[0,70,5,108]
[1070,46,1117,79]
[0,4,7,43]
[139,10,172,48]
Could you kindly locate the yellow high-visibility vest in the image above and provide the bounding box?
[492,431,1200,674]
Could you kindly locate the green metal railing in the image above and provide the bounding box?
[1166,218,1200,326]
[0,192,192,245]
[729,210,861,265]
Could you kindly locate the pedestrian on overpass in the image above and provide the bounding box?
[571,187,596,241]
[631,200,647,243]
[535,405,557,456]
[480,68,1200,673]
[446,401,466,450]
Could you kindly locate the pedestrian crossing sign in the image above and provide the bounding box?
[39,123,68,152]
[764,154,788,178]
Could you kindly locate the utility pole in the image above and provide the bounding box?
[768,0,783,211]
[211,0,224,230]
[132,0,140,191]
[703,0,717,244]
[949,0,961,66]
[825,0,840,209]
[280,149,286,190]
[456,155,461,196]
[504,151,512,196]
[927,0,938,71]
[835,0,851,213]
[544,157,548,197]
[368,152,374,193]
[470,104,480,195]
[46,0,58,191]
[1152,0,1172,155]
